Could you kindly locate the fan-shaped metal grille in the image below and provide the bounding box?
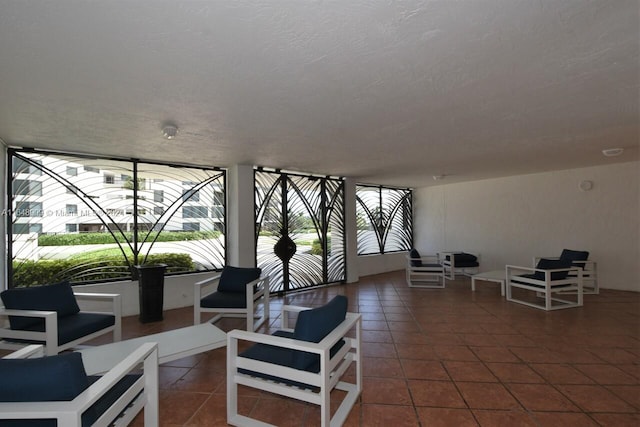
[255,170,345,294]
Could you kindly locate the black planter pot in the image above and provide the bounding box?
[134,264,167,323]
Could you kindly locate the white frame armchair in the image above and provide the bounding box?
[533,254,598,294]
[0,291,122,356]
[406,252,445,288]
[0,342,159,427]
[227,303,362,427]
[438,251,480,281]
[506,264,583,311]
[194,272,269,332]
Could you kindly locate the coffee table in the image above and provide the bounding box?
[79,323,226,375]
[471,270,506,296]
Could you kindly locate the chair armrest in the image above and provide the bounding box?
[280,304,312,330]
[507,265,582,282]
[506,265,537,274]
[0,307,57,318]
[281,304,312,313]
[569,260,596,270]
[2,344,44,359]
[74,292,121,316]
[73,292,119,299]
[194,274,222,287]
[0,308,59,352]
[194,274,222,300]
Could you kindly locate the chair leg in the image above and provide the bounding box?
[227,338,239,425]
[45,315,58,356]
[194,306,201,325]
[320,378,331,427]
[144,348,160,427]
[247,311,254,332]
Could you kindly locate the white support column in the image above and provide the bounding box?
[0,145,6,291]
[227,164,256,267]
[344,177,359,283]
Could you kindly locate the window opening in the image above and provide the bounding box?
[7,149,227,288]
[356,184,413,255]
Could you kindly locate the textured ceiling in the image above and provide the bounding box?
[0,0,637,187]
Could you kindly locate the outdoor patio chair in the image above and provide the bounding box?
[0,342,159,426]
[0,281,122,356]
[406,248,445,288]
[506,258,583,311]
[534,249,598,294]
[194,266,269,332]
[439,251,480,280]
[226,295,362,427]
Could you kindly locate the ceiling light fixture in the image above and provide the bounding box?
[162,124,178,140]
[602,148,623,157]
[432,175,445,181]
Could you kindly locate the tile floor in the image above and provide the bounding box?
[121,270,639,426]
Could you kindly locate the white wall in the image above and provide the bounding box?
[76,271,212,316]
[357,252,406,277]
[414,161,640,292]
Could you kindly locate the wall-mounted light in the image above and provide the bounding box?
[162,124,178,140]
[602,148,623,157]
[579,180,593,191]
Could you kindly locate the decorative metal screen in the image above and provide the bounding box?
[255,169,345,294]
[8,149,226,287]
[356,184,413,255]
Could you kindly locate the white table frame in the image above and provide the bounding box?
[471,270,506,296]
[79,323,226,375]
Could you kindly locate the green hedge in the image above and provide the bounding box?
[38,230,221,246]
[310,237,332,255]
[12,253,194,288]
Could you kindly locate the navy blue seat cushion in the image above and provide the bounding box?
[8,313,115,346]
[409,249,422,267]
[238,329,345,389]
[514,258,573,286]
[238,295,348,377]
[200,291,247,309]
[560,249,589,267]
[1,281,80,330]
[216,266,261,293]
[446,253,479,267]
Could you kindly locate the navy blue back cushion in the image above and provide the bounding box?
[409,249,422,267]
[445,252,479,268]
[217,266,261,293]
[0,281,80,330]
[560,249,589,267]
[534,258,572,280]
[292,295,348,370]
[0,352,88,403]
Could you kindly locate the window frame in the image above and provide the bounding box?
[355,184,413,256]
[7,148,227,288]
